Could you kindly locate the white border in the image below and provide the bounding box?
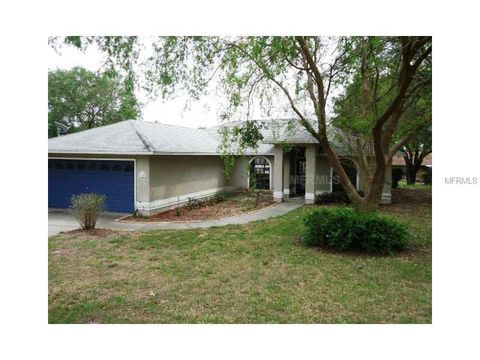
[273,190,283,200]
[330,166,333,192]
[48,156,137,211]
[136,187,228,212]
[304,192,315,200]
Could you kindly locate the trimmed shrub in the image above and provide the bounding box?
[303,207,409,254]
[71,193,106,230]
[315,192,333,204]
[315,191,365,205]
[186,197,202,210]
[315,192,348,204]
[212,191,230,203]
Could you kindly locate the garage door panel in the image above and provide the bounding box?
[48,159,135,213]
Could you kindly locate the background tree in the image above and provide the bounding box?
[332,38,432,190]
[48,66,140,137]
[401,126,432,184]
[396,83,432,185]
[52,36,431,211]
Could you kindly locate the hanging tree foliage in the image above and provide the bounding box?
[52,36,432,211]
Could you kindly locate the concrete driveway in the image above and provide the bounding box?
[48,208,139,236]
[48,200,303,236]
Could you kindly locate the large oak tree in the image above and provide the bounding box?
[52,36,432,211]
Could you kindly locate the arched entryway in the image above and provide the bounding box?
[248,156,272,190]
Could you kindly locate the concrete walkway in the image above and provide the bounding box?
[48,199,303,235]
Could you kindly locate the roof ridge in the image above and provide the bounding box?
[144,120,208,131]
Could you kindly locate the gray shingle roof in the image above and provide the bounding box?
[48,120,219,155]
[48,121,153,154]
[48,119,321,156]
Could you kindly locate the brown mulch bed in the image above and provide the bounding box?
[122,193,275,222]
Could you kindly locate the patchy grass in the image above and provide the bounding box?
[398,179,432,189]
[49,188,431,324]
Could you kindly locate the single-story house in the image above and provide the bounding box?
[48,119,392,215]
[392,153,432,184]
[392,153,432,168]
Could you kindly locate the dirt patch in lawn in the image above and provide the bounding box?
[390,187,431,205]
[381,188,431,217]
[122,191,276,222]
[61,228,119,237]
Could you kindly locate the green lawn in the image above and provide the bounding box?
[398,179,432,189]
[48,189,432,324]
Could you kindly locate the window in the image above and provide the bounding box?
[249,157,271,190]
[100,163,110,171]
[89,163,97,171]
[124,164,134,172]
[77,163,86,170]
[66,162,75,170]
[112,164,122,171]
[54,162,64,170]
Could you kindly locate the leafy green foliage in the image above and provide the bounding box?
[48,67,140,137]
[315,192,349,204]
[303,207,409,254]
[218,120,265,179]
[71,193,106,230]
[315,191,365,204]
[211,191,230,203]
[185,197,202,210]
[185,192,232,210]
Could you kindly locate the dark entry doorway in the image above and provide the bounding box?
[289,147,306,196]
[332,162,357,194]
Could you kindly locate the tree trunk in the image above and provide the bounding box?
[406,164,420,185]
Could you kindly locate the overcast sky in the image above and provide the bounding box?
[47,44,230,128]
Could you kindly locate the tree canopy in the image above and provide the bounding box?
[51,36,432,211]
[48,66,140,137]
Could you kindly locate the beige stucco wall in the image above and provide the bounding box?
[315,155,332,193]
[149,155,227,203]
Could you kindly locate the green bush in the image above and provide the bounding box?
[315,191,364,205]
[186,197,203,210]
[212,191,230,203]
[71,193,106,230]
[303,207,409,254]
[315,192,347,204]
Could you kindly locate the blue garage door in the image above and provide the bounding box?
[48,159,135,213]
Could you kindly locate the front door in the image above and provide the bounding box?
[289,147,306,196]
[295,158,306,195]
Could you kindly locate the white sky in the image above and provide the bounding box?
[47,44,228,128]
